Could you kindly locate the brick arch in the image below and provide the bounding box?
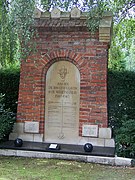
[40,49,83,74]
[39,51,82,134]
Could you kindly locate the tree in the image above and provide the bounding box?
[125,37,135,71]
[109,18,135,71]
[0,0,134,66]
[0,0,36,67]
[10,0,36,60]
[0,0,18,67]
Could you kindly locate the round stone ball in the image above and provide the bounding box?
[84,143,93,152]
[14,138,23,147]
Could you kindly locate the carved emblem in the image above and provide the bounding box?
[58,132,65,139]
[58,66,68,80]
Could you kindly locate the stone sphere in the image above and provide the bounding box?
[14,138,23,147]
[84,143,93,152]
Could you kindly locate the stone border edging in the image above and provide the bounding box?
[0,149,134,167]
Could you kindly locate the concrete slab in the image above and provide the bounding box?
[0,149,133,167]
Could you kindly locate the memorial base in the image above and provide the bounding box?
[0,140,115,157]
[9,122,115,148]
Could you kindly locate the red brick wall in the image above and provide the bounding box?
[17,19,109,136]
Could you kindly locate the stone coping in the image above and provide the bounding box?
[34,7,113,44]
[34,7,112,21]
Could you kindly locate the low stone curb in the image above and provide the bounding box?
[0,149,134,167]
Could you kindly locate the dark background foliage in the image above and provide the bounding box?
[108,70,135,129]
[0,68,20,113]
[108,70,135,158]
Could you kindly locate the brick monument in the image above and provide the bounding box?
[10,7,114,148]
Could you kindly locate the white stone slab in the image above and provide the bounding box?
[0,149,17,156]
[33,134,43,142]
[0,149,133,166]
[87,156,115,166]
[99,128,112,139]
[17,133,34,141]
[82,125,98,137]
[12,123,24,133]
[9,133,18,140]
[105,139,115,147]
[78,137,105,146]
[115,157,133,166]
[24,122,39,133]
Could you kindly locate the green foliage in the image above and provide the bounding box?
[108,70,135,158]
[125,38,135,71]
[0,0,36,67]
[0,67,20,112]
[109,18,135,71]
[10,0,37,60]
[108,70,135,128]
[0,94,16,141]
[110,0,135,23]
[115,119,135,158]
[86,1,110,32]
[40,0,135,32]
[0,0,134,66]
[0,0,19,67]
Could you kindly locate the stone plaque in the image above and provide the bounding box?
[99,128,112,139]
[24,122,39,133]
[82,125,98,137]
[45,61,80,143]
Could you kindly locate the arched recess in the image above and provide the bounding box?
[44,60,80,144]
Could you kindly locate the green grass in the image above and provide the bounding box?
[0,156,135,180]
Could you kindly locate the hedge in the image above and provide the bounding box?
[0,68,20,113]
[108,70,135,130]
[108,70,135,158]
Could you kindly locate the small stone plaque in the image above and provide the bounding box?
[82,125,98,137]
[99,128,112,139]
[49,144,57,149]
[24,122,39,133]
[48,144,60,150]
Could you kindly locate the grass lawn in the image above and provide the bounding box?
[0,156,135,180]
